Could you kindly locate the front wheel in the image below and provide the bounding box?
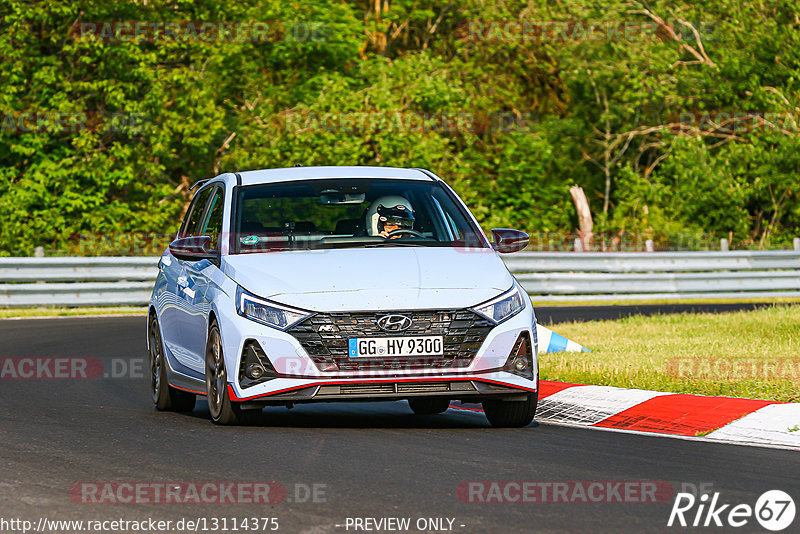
[148,315,196,412]
[482,392,538,428]
[205,322,259,425]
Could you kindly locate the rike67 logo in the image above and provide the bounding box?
[668,490,796,531]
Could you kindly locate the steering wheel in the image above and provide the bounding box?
[385,229,426,239]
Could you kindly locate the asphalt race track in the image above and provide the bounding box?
[1,316,799,533]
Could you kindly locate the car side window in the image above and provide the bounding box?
[200,187,224,250]
[181,187,213,238]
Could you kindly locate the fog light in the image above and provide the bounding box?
[246,364,265,380]
[503,332,534,380]
[239,340,277,388]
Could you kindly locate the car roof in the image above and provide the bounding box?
[235,166,435,186]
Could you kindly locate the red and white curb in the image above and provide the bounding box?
[455,381,800,450]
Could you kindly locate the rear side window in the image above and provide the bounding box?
[181,187,213,237]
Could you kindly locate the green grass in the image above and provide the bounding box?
[0,307,148,318]
[541,305,800,402]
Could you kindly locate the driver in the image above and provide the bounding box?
[365,196,416,239]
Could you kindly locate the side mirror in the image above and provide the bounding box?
[169,236,219,262]
[491,229,529,254]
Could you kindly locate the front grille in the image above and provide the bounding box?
[396,382,450,393]
[319,381,471,396]
[288,310,494,372]
[339,383,396,395]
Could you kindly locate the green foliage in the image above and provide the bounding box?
[1,0,799,254]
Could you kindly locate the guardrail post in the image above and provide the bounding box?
[573,238,583,253]
[794,238,800,251]
[34,246,44,258]
[720,238,729,251]
[645,240,654,252]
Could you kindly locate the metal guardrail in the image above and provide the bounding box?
[0,282,155,307]
[0,251,798,306]
[502,250,800,273]
[505,251,800,301]
[0,257,158,282]
[0,257,158,307]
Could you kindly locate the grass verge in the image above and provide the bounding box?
[0,307,148,318]
[541,305,800,402]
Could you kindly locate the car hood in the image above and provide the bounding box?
[222,247,513,312]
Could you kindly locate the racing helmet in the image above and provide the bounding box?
[366,195,415,236]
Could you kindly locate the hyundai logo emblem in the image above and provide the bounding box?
[377,314,412,332]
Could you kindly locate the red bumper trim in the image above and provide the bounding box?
[169,383,206,396]
[228,377,536,402]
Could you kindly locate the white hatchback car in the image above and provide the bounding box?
[147,166,538,426]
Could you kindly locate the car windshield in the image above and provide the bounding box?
[232,178,487,253]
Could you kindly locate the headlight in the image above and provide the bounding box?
[471,284,526,324]
[236,286,312,330]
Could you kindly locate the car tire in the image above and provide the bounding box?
[205,321,260,425]
[408,398,451,415]
[148,315,196,412]
[482,392,538,428]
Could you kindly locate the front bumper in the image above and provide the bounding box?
[228,373,536,405]
[220,300,538,402]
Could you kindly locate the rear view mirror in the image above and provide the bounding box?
[320,192,366,205]
[491,229,529,253]
[169,236,219,262]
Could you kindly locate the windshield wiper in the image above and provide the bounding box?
[363,241,425,247]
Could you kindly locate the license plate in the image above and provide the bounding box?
[348,336,444,358]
